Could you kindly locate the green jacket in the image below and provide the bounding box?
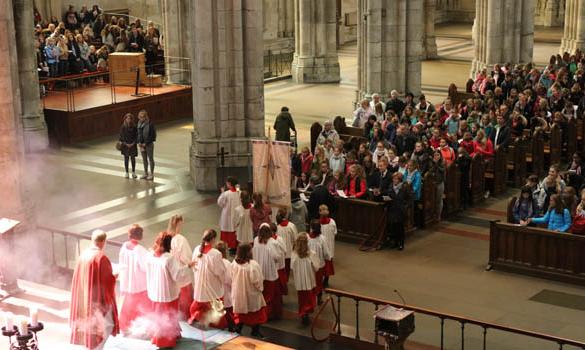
[274,111,296,141]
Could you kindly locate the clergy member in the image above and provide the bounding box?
[118,224,149,334]
[217,176,242,255]
[146,232,194,348]
[167,214,194,320]
[189,229,227,328]
[70,229,119,350]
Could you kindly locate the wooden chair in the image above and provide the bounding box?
[444,162,461,216]
[470,153,485,204]
[507,137,528,187]
[507,197,517,223]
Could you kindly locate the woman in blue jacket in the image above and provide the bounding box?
[405,160,422,201]
[526,194,572,232]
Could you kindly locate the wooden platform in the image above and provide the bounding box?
[43,85,193,146]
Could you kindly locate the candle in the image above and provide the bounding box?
[18,318,28,335]
[29,307,38,327]
[4,312,13,330]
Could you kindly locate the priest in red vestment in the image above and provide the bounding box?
[70,229,119,350]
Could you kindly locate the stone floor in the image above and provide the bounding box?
[2,24,584,349]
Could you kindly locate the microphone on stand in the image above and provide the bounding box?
[394,289,407,309]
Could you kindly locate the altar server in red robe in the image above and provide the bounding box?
[275,208,298,280]
[218,176,242,254]
[307,219,331,305]
[70,229,119,350]
[319,205,337,288]
[167,214,194,320]
[231,244,268,338]
[291,235,319,325]
[270,222,288,295]
[252,224,283,320]
[189,229,227,328]
[146,232,194,348]
[118,224,150,333]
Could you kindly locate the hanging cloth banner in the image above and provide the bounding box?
[252,139,291,208]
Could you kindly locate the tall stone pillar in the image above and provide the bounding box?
[13,0,49,152]
[423,0,438,59]
[0,0,28,223]
[291,0,340,83]
[189,0,265,191]
[560,0,585,54]
[162,0,191,84]
[471,0,534,78]
[357,0,424,99]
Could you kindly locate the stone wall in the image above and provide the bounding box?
[339,0,358,45]
[435,0,475,24]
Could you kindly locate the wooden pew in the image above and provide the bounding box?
[577,117,584,150]
[507,137,528,187]
[567,118,577,160]
[422,172,438,225]
[447,83,474,106]
[544,123,562,169]
[484,146,507,196]
[470,153,485,204]
[333,197,387,245]
[526,129,545,177]
[444,162,461,216]
[488,221,585,286]
[506,197,517,223]
[332,116,368,150]
[310,122,323,153]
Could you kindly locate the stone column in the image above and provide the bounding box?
[560,0,585,54]
[291,0,340,83]
[189,0,264,191]
[536,0,565,27]
[0,0,28,223]
[471,0,534,78]
[357,0,424,99]
[13,0,49,152]
[162,0,191,84]
[423,0,438,59]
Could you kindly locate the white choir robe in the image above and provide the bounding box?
[170,234,194,286]
[145,252,192,303]
[234,205,254,244]
[230,260,266,314]
[192,246,226,302]
[269,236,286,271]
[222,259,233,309]
[276,222,298,259]
[217,190,242,232]
[320,219,338,258]
[118,241,148,294]
[290,251,319,291]
[307,234,331,269]
[252,237,280,281]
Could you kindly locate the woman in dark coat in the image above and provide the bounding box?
[120,113,138,178]
[385,172,409,251]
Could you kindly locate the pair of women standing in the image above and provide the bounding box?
[119,110,156,180]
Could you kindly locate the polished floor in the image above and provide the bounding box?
[3,24,584,349]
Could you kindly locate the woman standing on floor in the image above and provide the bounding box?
[137,109,156,180]
[291,235,319,325]
[189,229,227,328]
[167,214,194,320]
[231,244,268,338]
[252,224,283,320]
[119,113,138,179]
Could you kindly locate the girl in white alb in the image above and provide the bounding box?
[307,219,331,305]
[167,215,194,320]
[252,224,283,320]
[290,235,320,325]
[275,208,298,282]
[231,243,267,338]
[189,229,227,328]
[234,190,254,245]
[319,204,337,287]
[118,225,149,334]
[217,177,242,253]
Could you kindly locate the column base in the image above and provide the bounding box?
[189,136,257,192]
[424,37,438,60]
[23,127,49,153]
[291,58,341,83]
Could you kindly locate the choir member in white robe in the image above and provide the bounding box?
[234,190,254,245]
[307,220,331,304]
[217,176,242,253]
[189,229,227,328]
[167,214,194,320]
[118,224,149,333]
[215,241,235,331]
[275,207,298,280]
[231,244,267,338]
[145,232,194,348]
[291,235,320,325]
[270,222,289,295]
[319,204,337,287]
[252,224,283,320]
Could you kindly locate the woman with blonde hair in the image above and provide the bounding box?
[311,145,327,173]
[290,235,319,325]
[167,214,193,320]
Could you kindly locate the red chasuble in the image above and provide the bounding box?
[70,247,119,349]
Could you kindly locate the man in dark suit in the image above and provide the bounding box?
[307,175,335,220]
[370,157,392,200]
[490,114,511,151]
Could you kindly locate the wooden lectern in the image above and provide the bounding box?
[109,52,147,86]
[0,218,21,297]
[375,305,415,350]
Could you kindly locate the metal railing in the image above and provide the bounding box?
[264,50,294,80]
[39,226,123,272]
[322,288,585,350]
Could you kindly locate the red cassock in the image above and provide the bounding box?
[262,280,283,320]
[324,259,335,276]
[313,268,325,296]
[297,290,316,316]
[70,247,119,349]
[119,291,151,332]
[151,299,181,348]
[220,231,238,249]
[178,284,194,320]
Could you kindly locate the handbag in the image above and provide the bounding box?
[115,141,122,151]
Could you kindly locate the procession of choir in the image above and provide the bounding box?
[69,176,337,350]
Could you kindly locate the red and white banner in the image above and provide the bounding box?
[252,140,291,208]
